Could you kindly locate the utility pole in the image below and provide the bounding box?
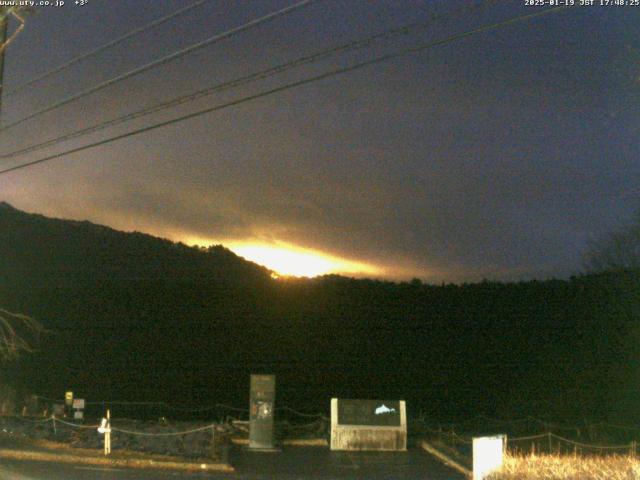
[0,6,27,121]
[0,7,9,119]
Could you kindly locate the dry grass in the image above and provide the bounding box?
[487,453,640,480]
[0,434,233,472]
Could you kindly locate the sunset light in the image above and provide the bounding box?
[179,234,385,278]
[227,241,383,278]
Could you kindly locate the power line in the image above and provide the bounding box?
[0,7,25,118]
[0,0,497,162]
[0,5,571,177]
[0,0,317,133]
[2,0,210,98]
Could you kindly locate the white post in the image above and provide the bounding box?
[98,410,112,455]
[106,409,111,455]
[473,435,505,480]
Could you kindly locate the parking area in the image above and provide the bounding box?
[0,428,466,480]
[227,445,466,479]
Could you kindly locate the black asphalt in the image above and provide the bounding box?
[0,445,466,479]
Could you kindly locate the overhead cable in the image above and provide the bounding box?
[0,0,317,132]
[0,0,497,161]
[0,5,571,176]
[3,0,211,97]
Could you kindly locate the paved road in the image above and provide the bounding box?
[0,445,465,479]
[0,461,214,479]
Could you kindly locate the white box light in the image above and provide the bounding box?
[473,435,505,480]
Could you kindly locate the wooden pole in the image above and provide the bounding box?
[211,425,216,459]
[0,7,8,119]
[107,409,111,455]
[104,409,111,455]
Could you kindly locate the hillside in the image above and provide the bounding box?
[0,201,271,287]
[0,203,638,423]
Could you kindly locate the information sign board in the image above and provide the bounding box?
[337,399,401,427]
[330,398,407,451]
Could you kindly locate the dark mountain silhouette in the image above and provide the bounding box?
[0,201,271,286]
[1,202,638,424]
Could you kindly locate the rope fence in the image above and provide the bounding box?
[419,414,640,433]
[25,397,638,431]
[426,426,639,457]
[414,414,640,451]
[50,416,101,429]
[38,416,640,452]
[31,395,325,420]
[0,414,218,436]
[3,409,639,459]
[0,412,233,460]
[9,396,640,455]
[2,411,324,438]
[110,423,219,437]
[508,432,637,454]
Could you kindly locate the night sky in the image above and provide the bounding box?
[0,0,638,282]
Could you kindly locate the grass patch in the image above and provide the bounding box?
[0,433,233,472]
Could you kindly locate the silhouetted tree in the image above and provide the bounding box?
[0,309,43,361]
[585,211,640,272]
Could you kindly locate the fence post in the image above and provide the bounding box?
[631,440,636,457]
[211,425,216,459]
[547,432,552,453]
[52,414,57,437]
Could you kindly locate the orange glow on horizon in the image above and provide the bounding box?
[229,242,383,278]
[182,236,383,278]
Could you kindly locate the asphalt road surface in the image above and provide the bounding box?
[0,446,466,479]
